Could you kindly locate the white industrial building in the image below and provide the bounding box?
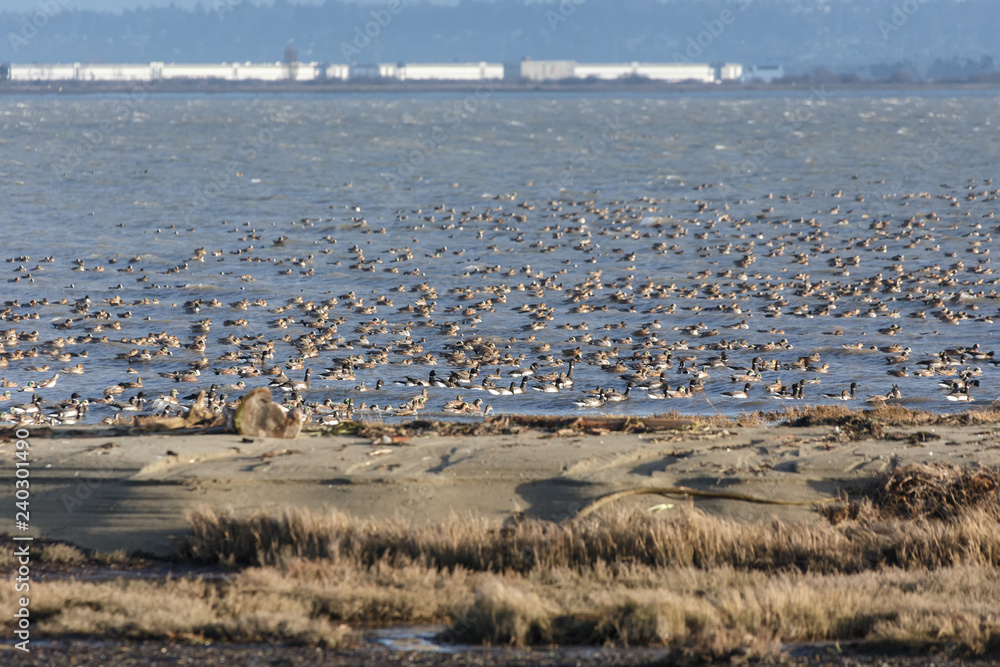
[3,60,749,84]
[517,59,575,81]
[6,61,324,82]
[79,63,151,81]
[7,63,79,80]
[323,64,350,81]
[512,60,719,83]
[372,62,502,81]
[157,63,236,80]
[633,62,715,83]
[159,62,303,81]
[376,63,399,79]
[742,65,785,83]
[396,62,503,81]
[718,63,743,81]
[574,63,636,80]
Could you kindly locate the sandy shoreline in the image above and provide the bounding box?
[4,417,999,556]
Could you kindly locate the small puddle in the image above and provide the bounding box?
[367,627,674,662]
[368,625,461,653]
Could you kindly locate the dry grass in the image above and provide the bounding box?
[681,404,1000,436]
[38,543,88,567]
[0,540,95,570]
[183,481,1000,575]
[453,565,1000,656]
[4,554,998,658]
[0,573,355,647]
[3,464,1000,658]
[824,464,1000,523]
[779,404,1000,434]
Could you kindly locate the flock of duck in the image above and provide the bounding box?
[2,183,999,426]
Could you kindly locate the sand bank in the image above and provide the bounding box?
[3,418,998,557]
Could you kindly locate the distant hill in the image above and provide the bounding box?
[2,0,997,78]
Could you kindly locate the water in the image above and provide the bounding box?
[1,89,998,422]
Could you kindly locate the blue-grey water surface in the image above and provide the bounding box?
[1,89,998,421]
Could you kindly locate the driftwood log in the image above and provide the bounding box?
[485,414,697,433]
[134,391,224,432]
[233,387,302,439]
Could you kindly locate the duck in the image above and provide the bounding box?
[465,399,491,416]
[574,394,605,408]
[267,371,292,389]
[823,382,858,400]
[177,370,200,383]
[729,370,761,383]
[532,381,562,393]
[764,377,784,394]
[664,385,691,399]
[722,383,752,399]
[53,399,88,421]
[946,388,975,402]
[443,394,466,411]
[395,370,438,387]
[286,368,311,392]
[488,381,518,397]
[510,362,539,377]
[557,360,575,388]
[10,394,43,415]
[646,386,667,399]
[112,393,147,412]
[638,371,669,391]
[867,386,898,405]
[151,389,180,414]
[603,382,633,403]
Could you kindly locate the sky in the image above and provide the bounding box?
[3,0,415,10]
[3,0,996,75]
[7,0,183,10]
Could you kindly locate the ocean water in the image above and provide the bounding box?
[0,89,998,420]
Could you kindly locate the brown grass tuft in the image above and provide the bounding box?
[39,543,88,567]
[824,464,1000,523]
[462,577,557,646]
[871,464,1000,520]
[6,488,1000,657]
[183,490,1000,575]
[444,564,1000,656]
[781,404,1000,435]
[3,572,356,647]
[657,404,1000,436]
[0,540,110,570]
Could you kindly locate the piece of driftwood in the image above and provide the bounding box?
[485,414,697,433]
[233,387,302,439]
[134,391,225,432]
[568,486,837,525]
